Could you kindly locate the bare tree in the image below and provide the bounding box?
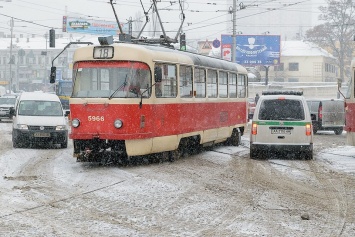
[305,0,355,82]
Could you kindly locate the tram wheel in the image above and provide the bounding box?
[230,130,241,146]
[160,151,170,162]
[168,149,181,162]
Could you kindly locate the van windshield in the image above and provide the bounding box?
[0,97,16,105]
[18,101,63,116]
[259,99,305,121]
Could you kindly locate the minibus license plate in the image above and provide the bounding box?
[34,132,50,138]
[271,129,291,135]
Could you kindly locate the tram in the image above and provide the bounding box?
[345,59,355,145]
[66,37,249,162]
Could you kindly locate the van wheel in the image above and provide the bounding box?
[304,151,313,160]
[61,141,68,149]
[334,128,343,135]
[12,136,21,148]
[13,140,19,148]
[250,146,259,159]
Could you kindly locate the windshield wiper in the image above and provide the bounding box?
[109,75,128,100]
[139,82,156,109]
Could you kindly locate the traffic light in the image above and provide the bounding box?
[50,66,56,83]
[180,33,186,51]
[49,29,55,48]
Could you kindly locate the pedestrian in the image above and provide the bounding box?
[255,93,260,104]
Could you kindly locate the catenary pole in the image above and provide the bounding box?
[232,0,236,63]
[9,17,13,91]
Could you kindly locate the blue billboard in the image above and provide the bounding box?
[62,16,129,35]
[221,35,280,66]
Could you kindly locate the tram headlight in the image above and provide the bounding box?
[72,119,80,128]
[114,119,123,128]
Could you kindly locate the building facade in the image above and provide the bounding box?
[207,40,339,83]
[0,33,89,92]
[256,41,338,83]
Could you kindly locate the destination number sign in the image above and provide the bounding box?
[93,46,114,59]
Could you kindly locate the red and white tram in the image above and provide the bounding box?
[345,59,355,145]
[68,38,249,162]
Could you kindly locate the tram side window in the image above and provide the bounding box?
[155,64,177,98]
[237,74,246,98]
[180,65,193,98]
[207,70,217,98]
[219,71,228,98]
[229,73,237,98]
[195,68,206,98]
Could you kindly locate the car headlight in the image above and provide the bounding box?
[72,119,80,128]
[56,125,67,131]
[17,124,28,130]
[114,119,123,128]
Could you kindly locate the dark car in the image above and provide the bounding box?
[0,95,17,121]
[306,99,345,135]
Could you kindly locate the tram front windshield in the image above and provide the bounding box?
[72,61,151,98]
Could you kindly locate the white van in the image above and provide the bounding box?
[250,91,313,160]
[11,92,68,148]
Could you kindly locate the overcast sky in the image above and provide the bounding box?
[0,0,326,45]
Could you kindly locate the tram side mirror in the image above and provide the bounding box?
[50,66,56,84]
[154,66,162,83]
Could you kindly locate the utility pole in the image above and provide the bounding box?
[128,17,133,35]
[9,17,14,91]
[44,33,48,90]
[232,0,236,63]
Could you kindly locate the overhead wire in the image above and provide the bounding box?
[0,0,316,41]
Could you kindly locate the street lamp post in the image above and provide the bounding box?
[44,33,48,90]
[9,17,14,91]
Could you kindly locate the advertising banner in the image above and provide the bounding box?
[221,34,280,66]
[62,16,129,35]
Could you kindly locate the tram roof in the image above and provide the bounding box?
[74,42,247,74]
